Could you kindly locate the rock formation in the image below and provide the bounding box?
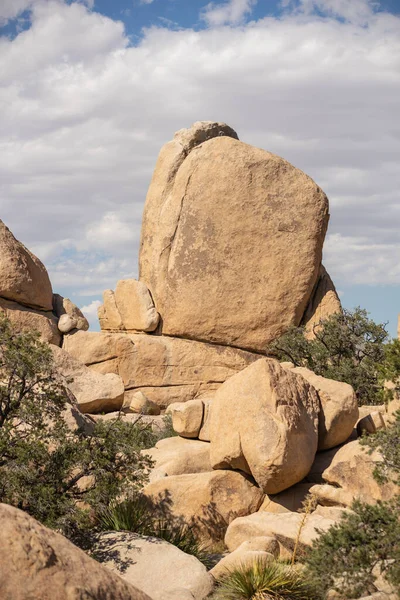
[0,503,152,600]
[139,121,336,353]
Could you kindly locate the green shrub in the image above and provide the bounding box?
[268,307,389,405]
[212,558,321,599]
[97,496,212,567]
[0,314,153,544]
[304,410,400,598]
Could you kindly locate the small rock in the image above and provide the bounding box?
[123,390,160,415]
[167,399,204,438]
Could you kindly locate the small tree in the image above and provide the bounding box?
[268,307,389,405]
[304,410,400,598]
[0,314,153,543]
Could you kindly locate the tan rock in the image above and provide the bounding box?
[115,279,160,332]
[357,411,386,435]
[144,470,264,544]
[309,484,355,507]
[358,404,386,421]
[384,398,400,425]
[94,532,213,600]
[211,550,275,579]
[0,503,152,600]
[209,358,320,494]
[313,505,353,520]
[259,483,315,514]
[145,437,212,482]
[291,367,358,450]
[0,297,61,345]
[322,440,398,503]
[302,265,342,338]
[98,289,124,330]
[53,294,89,332]
[225,511,335,555]
[139,122,329,353]
[0,219,53,311]
[63,331,259,408]
[198,398,212,442]
[167,399,204,437]
[123,390,160,415]
[51,345,125,414]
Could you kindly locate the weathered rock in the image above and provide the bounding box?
[0,219,53,311]
[94,532,214,600]
[99,289,123,330]
[167,399,204,437]
[309,483,355,507]
[123,390,160,415]
[114,279,160,332]
[357,411,386,436]
[53,294,89,332]
[139,122,329,353]
[144,470,264,544]
[225,511,335,554]
[0,297,61,345]
[51,346,125,413]
[198,398,213,442]
[145,437,212,482]
[322,440,398,503]
[0,504,152,600]
[259,483,315,514]
[302,265,342,337]
[209,358,320,493]
[313,505,352,520]
[63,331,259,408]
[290,367,358,450]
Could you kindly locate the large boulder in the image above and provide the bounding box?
[63,330,259,408]
[0,297,61,345]
[139,121,330,353]
[289,366,358,450]
[209,358,320,493]
[51,345,125,413]
[0,503,152,600]
[0,219,53,311]
[225,511,335,555]
[94,532,213,600]
[143,470,264,544]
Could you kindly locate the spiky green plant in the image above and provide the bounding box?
[98,497,213,568]
[212,558,320,600]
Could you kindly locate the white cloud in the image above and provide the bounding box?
[293,0,379,25]
[80,299,102,329]
[202,0,257,26]
[0,0,400,321]
[0,0,34,24]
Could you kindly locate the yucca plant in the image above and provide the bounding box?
[212,558,320,600]
[97,497,213,568]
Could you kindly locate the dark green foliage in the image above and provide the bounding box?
[269,307,389,405]
[379,338,400,402]
[0,314,152,542]
[211,558,321,599]
[304,498,400,598]
[98,496,212,567]
[305,410,400,598]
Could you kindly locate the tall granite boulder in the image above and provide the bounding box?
[139,121,331,353]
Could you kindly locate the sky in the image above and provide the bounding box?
[0,0,399,335]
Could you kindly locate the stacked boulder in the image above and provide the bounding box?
[0,219,89,344]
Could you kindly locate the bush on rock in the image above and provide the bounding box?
[0,314,153,545]
[269,307,389,405]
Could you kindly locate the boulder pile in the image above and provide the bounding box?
[1,121,397,600]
